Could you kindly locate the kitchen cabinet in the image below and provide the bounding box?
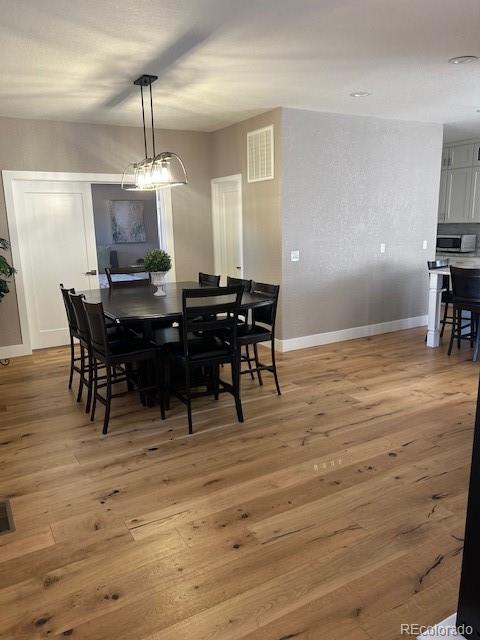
[449,143,474,168]
[445,167,472,222]
[470,167,480,221]
[438,141,480,222]
[438,170,448,221]
[473,142,480,167]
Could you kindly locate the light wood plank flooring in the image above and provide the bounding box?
[0,327,477,639]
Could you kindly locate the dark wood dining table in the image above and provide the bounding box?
[80,280,275,337]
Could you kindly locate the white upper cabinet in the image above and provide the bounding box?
[473,143,480,167]
[438,170,448,221]
[449,143,474,169]
[470,167,480,221]
[438,142,479,222]
[445,168,472,222]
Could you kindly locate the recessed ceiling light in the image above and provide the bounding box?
[350,91,371,98]
[448,55,479,64]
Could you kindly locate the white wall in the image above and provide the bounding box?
[280,108,443,342]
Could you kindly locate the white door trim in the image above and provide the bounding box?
[1,170,134,359]
[211,174,243,279]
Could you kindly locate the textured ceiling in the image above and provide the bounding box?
[0,0,479,135]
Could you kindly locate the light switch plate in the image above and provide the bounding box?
[380,243,386,254]
[290,250,300,262]
[422,240,428,250]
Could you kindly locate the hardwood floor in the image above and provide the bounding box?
[0,327,477,639]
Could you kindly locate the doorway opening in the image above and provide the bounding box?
[211,174,243,284]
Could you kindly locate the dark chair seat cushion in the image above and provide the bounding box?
[168,336,232,363]
[95,336,156,363]
[236,324,272,345]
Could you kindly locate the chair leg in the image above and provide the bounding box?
[165,359,171,411]
[85,347,93,414]
[474,317,480,362]
[448,308,457,356]
[185,367,193,435]
[232,353,244,423]
[271,338,281,396]
[76,344,85,403]
[155,354,165,420]
[245,345,255,380]
[457,309,462,349]
[90,359,98,421]
[68,334,74,389]
[440,302,448,338]
[102,366,112,435]
[253,344,263,386]
[214,364,220,400]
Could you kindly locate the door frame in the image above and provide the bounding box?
[211,174,243,279]
[1,170,175,359]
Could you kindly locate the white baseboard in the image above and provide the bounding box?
[0,343,31,360]
[276,315,428,353]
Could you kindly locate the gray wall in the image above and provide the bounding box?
[0,117,213,348]
[91,184,158,268]
[211,109,282,288]
[280,108,443,340]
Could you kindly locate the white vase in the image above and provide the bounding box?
[150,271,167,296]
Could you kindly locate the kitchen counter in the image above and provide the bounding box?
[436,253,480,267]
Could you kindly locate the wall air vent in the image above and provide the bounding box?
[247,125,274,183]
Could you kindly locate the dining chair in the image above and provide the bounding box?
[60,284,81,391]
[165,285,244,434]
[105,266,151,288]
[235,282,281,395]
[226,276,255,377]
[198,272,220,287]
[83,300,164,434]
[69,292,95,412]
[427,259,454,338]
[448,267,480,361]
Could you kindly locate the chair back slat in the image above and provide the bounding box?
[226,276,251,292]
[251,282,280,329]
[105,266,151,288]
[60,284,77,330]
[83,300,110,355]
[69,293,89,342]
[198,272,221,287]
[182,286,242,357]
[451,267,480,303]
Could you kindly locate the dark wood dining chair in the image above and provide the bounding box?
[448,267,480,361]
[235,282,281,395]
[69,292,95,412]
[165,285,244,434]
[427,259,454,338]
[60,284,81,391]
[105,266,151,288]
[83,300,164,434]
[198,272,220,287]
[226,276,254,377]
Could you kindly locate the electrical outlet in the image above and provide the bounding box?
[380,243,386,254]
[290,250,300,262]
[422,240,428,250]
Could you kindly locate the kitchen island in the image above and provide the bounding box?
[427,255,480,347]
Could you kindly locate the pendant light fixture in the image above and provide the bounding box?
[121,74,188,191]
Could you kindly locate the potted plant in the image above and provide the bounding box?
[144,249,172,297]
[0,238,16,302]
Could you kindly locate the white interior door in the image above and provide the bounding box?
[211,175,243,282]
[13,180,99,349]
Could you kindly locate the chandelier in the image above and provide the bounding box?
[122,74,188,191]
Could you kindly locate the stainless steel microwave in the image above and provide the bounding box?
[436,234,477,253]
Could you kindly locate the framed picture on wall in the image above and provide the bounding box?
[109,200,146,243]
